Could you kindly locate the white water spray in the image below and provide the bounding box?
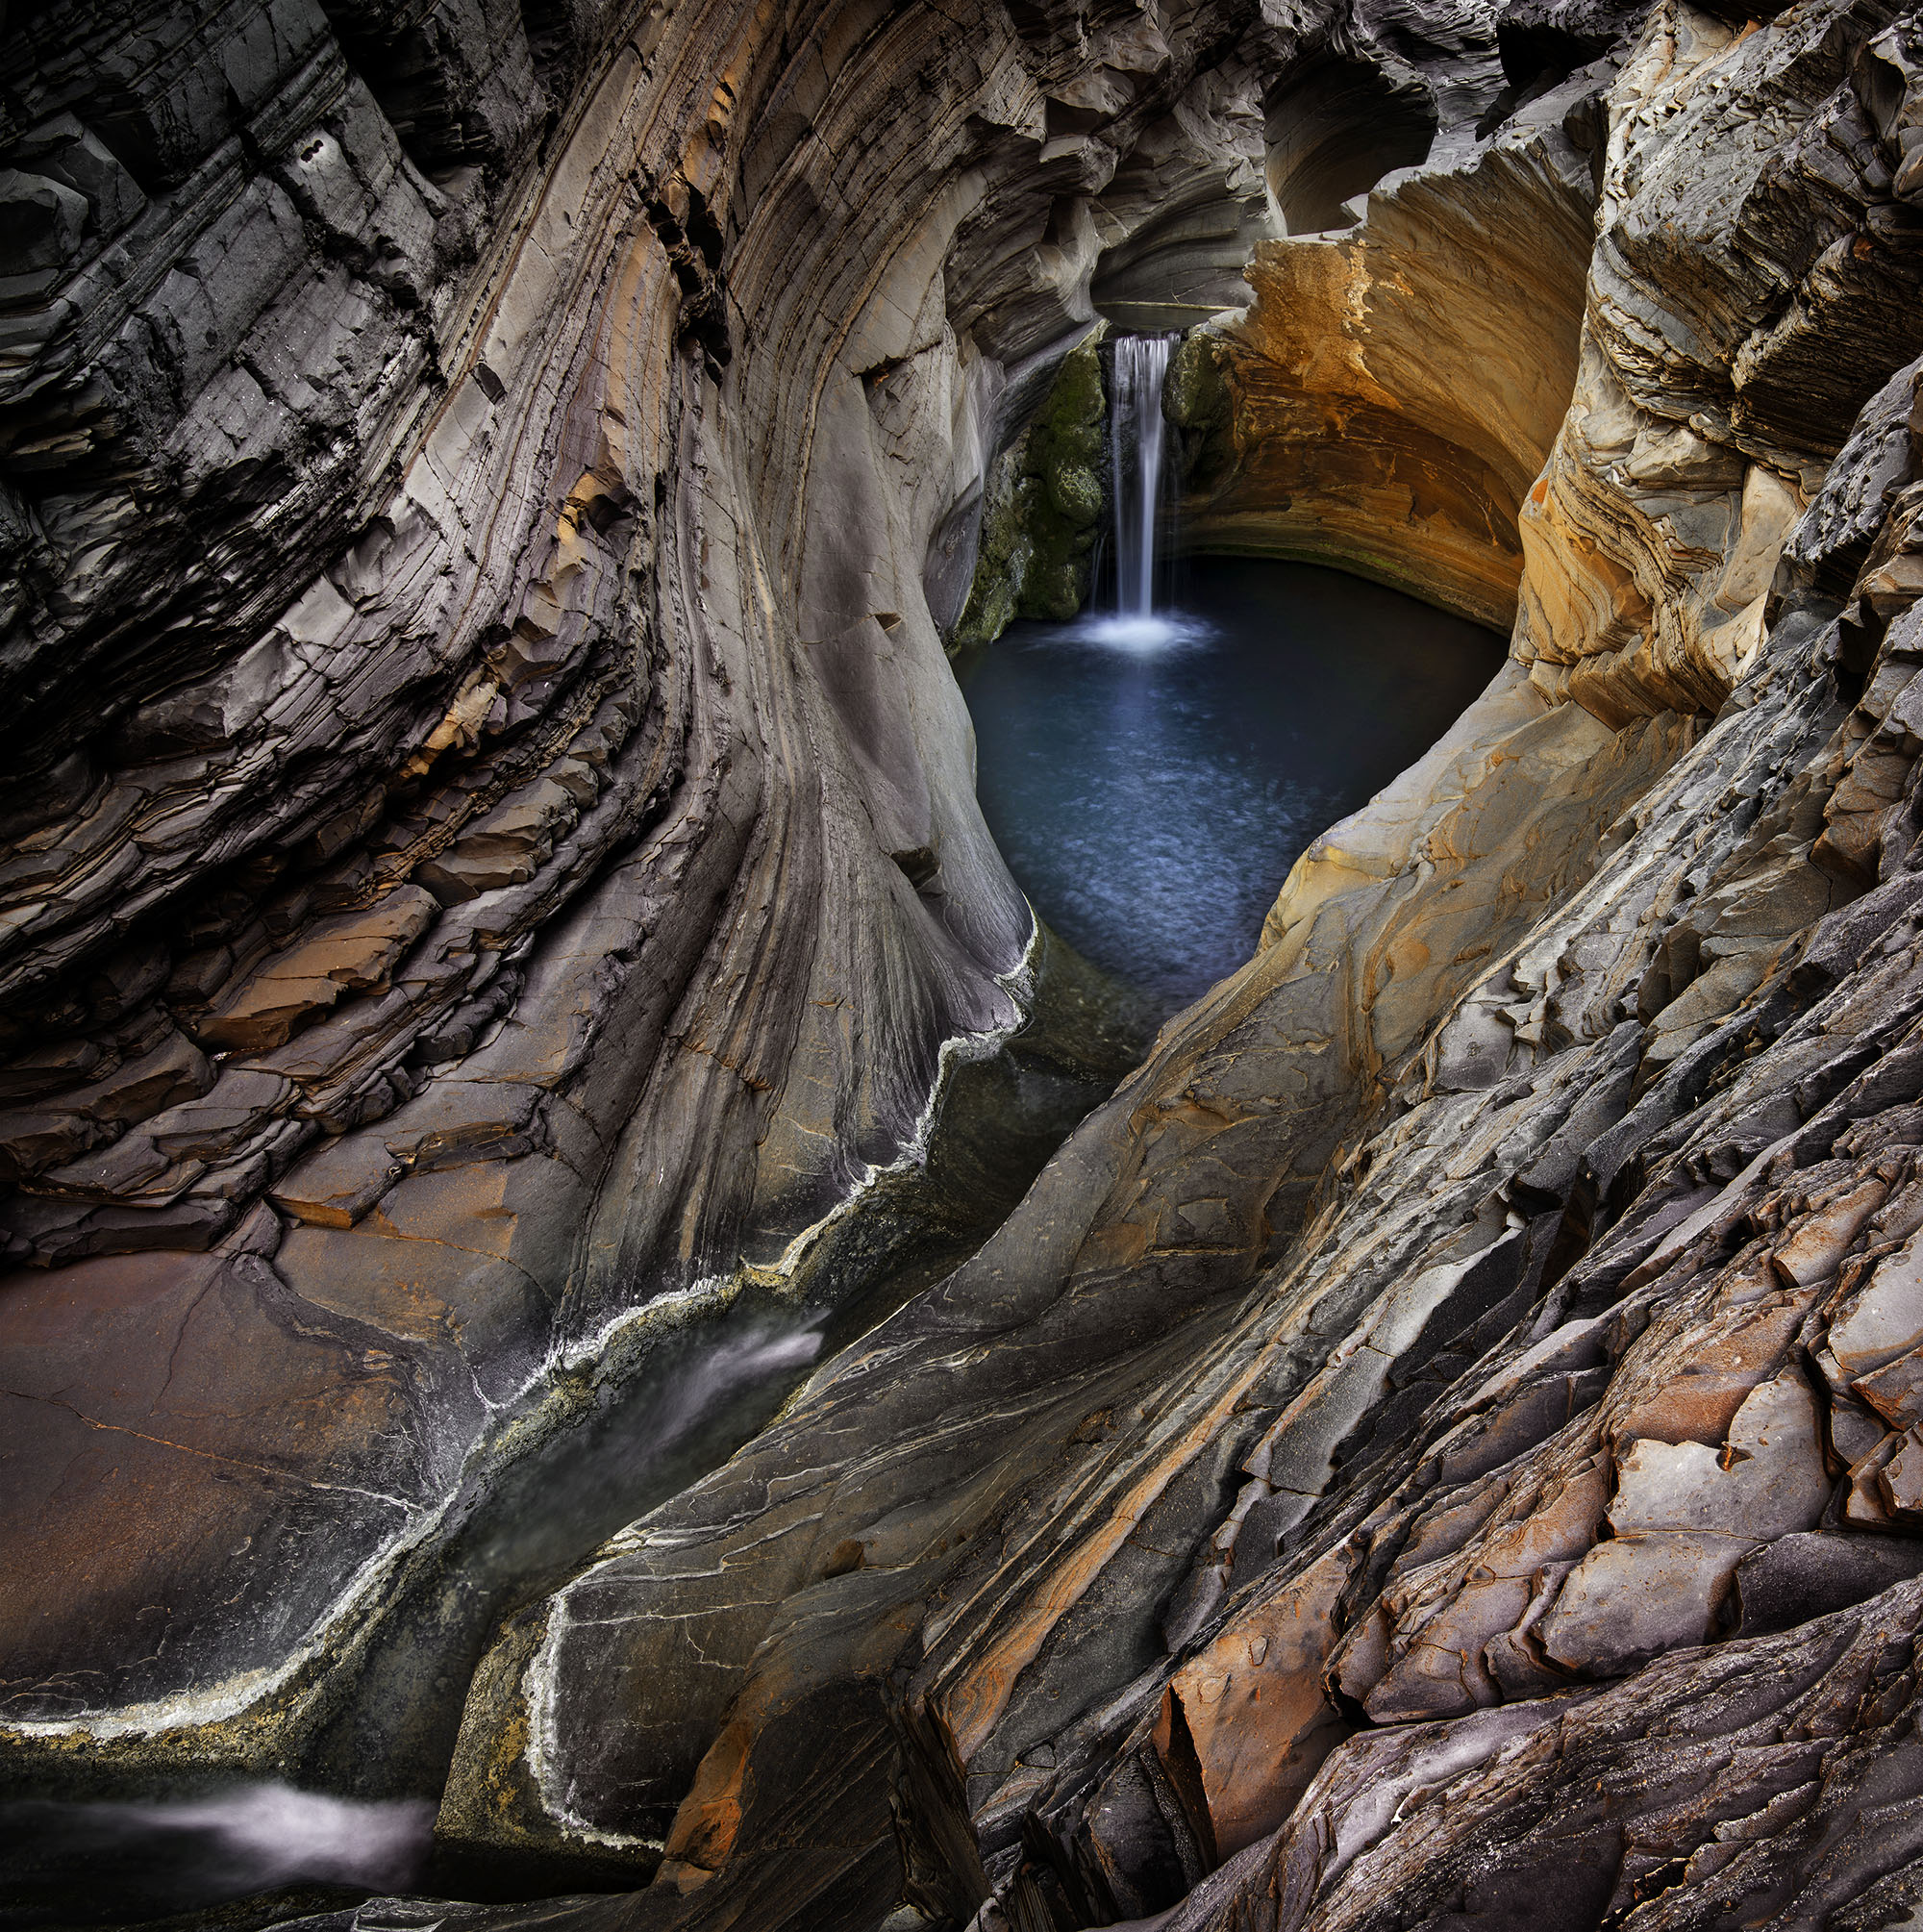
[2,1783,437,1917]
[1097,334,1178,647]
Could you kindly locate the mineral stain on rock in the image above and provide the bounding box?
[8,0,1923,1929]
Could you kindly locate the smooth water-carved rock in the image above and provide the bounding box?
[12,0,1923,1928]
[0,0,1243,1789]
[1170,66,1603,632]
[1606,1369,1831,1541]
[1539,1530,1759,1673]
[418,5,1923,1925]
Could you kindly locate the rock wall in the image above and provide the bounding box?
[0,0,1264,1787]
[10,1,1923,1931]
[428,3,1923,1929]
[1516,0,1923,723]
[949,328,1109,651]
[1168,67,1603,632]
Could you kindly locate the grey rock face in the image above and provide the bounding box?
[420,4,1923,1928]
[0,0,1248,1780]
[14,0,1923,1930]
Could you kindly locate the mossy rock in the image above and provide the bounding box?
[1164,328,1234,489]
[1023,549,1087,621]
[950,328,1109,649]
[1164,331,1229,432]
[1045,460,1103,527]
[950,441,1036,652]
[1030,333,1107,489]
[1012,330,1106,621]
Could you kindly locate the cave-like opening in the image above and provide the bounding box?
[1263,48,1439,236]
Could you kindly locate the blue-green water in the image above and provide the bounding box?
[959,557,1506,1015]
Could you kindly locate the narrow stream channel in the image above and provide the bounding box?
[6,362,1504,1932]
[0,936,1152,1927]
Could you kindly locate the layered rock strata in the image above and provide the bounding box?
[1167,62,1604,633]
[11,1,1923,1931]
[0,0,1250,1786]
[424,2,1923,1929]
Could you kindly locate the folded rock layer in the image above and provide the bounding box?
[436,2,1923,1927]
[10,0,1923,1930]
[0,0,1258,1772]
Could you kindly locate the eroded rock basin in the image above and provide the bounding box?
[0,565,1504,1923]
[958,559,1506,1013]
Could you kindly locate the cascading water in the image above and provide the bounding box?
[1101,333,1178,646]
[964,343,1506,1012]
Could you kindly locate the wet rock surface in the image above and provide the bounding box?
[12,0,1923,1929]
[951,330,1111,650]
[0,0,1207,1784]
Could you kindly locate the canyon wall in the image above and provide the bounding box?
[8,0,1923,1931]
[434,2,1923,1929]
[0,0,1261,1784]
[1168,65,1602,633]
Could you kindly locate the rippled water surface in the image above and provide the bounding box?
[959,558,1506,1014]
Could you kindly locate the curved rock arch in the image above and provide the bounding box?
[1263,45,1438,238]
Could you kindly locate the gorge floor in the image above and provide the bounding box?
[2,562,1502,1928]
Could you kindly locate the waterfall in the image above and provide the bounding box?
[1108,334,1176,625]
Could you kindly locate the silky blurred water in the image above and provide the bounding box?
[959,557,1506,1015]
[0,1319,831,1925]
[0,1784,437,1925]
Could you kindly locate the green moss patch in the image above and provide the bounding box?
[951,330,1109,649]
